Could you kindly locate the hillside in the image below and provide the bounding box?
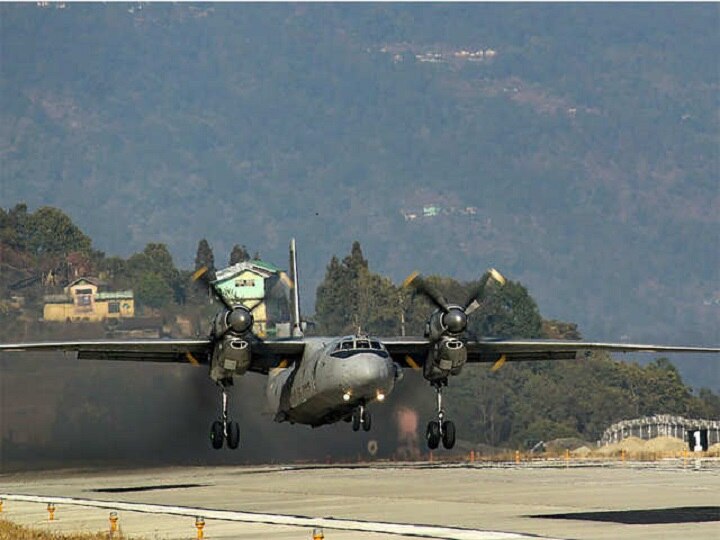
[1,3,718,389]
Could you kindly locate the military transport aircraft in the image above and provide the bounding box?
[1,239,718,451]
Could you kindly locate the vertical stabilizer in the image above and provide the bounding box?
[289,238,303,337]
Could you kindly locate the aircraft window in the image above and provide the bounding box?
[330,338,389,358]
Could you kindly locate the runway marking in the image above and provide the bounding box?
[0,493,561,540]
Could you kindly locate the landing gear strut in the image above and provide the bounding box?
[211,384,240,450]
[426,379,455,450]
[351,403,372,432]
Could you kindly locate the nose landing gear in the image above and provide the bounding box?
[351,403,372,432]
[210,384,240,450]
[426,380,456,450]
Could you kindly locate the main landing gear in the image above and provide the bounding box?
[426,379,456,450]
[210,384,240,450]
[351,403,372,432]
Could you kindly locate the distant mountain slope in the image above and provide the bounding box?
[1,4,718,387]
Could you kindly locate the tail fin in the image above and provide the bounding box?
[289,238,303,337]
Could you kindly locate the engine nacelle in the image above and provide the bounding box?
[210,336,251,383]
[424,337,467,381]
[425,307,467,342]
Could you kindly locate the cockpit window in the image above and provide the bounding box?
[330,337,388,359]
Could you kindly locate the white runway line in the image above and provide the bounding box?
[0,493,562,540]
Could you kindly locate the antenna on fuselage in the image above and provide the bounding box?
[289,238,303,337]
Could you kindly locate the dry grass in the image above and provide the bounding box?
[0,518,129,540]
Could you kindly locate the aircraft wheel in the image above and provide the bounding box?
[352,410,361,432]
[442,420,456,449]
[226,420,240,449]
[362,410,372,432]
[210,420,224,450]
[426,421,441,450]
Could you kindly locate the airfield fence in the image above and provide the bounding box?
[599,415,720,446]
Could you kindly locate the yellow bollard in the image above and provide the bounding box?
[514,450,520,464]
[47,502,56,521]
[313,527,325,539]
[195,516,205,539]
[0,498,3,513]
[565,448,570,468]
[621,449,626,463]
[109,512,119,535]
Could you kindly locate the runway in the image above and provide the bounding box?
[1,461,719,539]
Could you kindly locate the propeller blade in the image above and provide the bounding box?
[490,354,507,372]
[402,271,450,313]
[463,268,506,314]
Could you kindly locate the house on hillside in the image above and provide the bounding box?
[212,260,291,337]
[43,277,134,322]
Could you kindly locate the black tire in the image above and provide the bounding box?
[226,421,240,449]
[352,410,361,432]
[210,420,224,450]
[362,410,372,432]
[426,420,441,450]
[442,420,456,449]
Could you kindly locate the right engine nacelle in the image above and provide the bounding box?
[423,337,467,382]
[210,336,251,384]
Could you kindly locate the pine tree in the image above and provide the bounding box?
[229,244,250,265]
[194,239,215,274]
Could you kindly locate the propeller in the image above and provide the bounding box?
[403,268,506,336]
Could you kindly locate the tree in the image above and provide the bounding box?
[229,244,250,265]
[194,239,215,274]
[127,243,185,304]
[136,272,174,309]
[26,206,92,256]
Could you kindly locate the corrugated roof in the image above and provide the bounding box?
[96,291,134,300]
[43,295,72,304]
[214,260,282,282]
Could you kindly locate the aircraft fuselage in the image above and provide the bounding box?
[266,336,399,427]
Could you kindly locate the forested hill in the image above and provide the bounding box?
[1,4,718,388]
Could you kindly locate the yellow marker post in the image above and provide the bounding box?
[313,527,325,539]
[621,449,626,463]
[565,448,570,468]
[0,498,3,513]
[47,502,56,521]
[195,516,205,539]
[109,512,119,535]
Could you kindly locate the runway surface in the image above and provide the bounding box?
[1,460,719,539]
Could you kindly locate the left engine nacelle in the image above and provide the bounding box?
[424,337,467,382]
[210,336,251,383]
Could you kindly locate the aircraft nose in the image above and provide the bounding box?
[342,354,393,391]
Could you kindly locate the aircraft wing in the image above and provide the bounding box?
[0,339,307,371]
[382,337,720,368]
